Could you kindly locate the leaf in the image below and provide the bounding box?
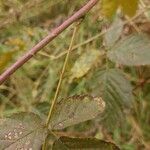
[49,95,105,130]
[101,0,119,19]
[70,49,101,80]
[52,137,120,150]
[119,0,139,17]
[0,112,47,150]
[88,69,133,129]
[108,34,150,66]
[104,17,123,47]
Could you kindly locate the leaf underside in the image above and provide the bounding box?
[108,34,150,66]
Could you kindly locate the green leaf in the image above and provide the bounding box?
[104,17,123,47]
[0,112,47,150]
[70,49,101,80]
[88,69,133,129]
[108,34,150,66]
[52,137,120,150]
[49,95,105,130]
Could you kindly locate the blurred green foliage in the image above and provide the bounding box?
[0,0,150,149]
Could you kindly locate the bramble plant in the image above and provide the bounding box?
[0,0,150,149]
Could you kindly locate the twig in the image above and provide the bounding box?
[0,0,98,85]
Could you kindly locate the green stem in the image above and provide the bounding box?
[46,25,78,127]
[42,24,78,150]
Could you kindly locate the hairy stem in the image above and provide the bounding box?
[0,0,98,85]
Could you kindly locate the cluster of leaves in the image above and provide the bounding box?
[0,0,150,149]
[0,95,119,149]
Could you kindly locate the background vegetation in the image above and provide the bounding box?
[0,0,150,149]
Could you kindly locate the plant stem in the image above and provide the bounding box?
[46,25,78,127]
[0,0,98,85]
[42,25,78,150]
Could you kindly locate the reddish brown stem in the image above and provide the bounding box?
[0,0,98,85]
